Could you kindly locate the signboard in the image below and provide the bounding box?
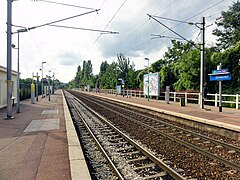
[209,68,231,81]
[212,68,228,74]
[210,74,231,81]
[143,73,160,96]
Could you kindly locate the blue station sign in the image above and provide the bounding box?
[210,74,231,81]
[212,68,229,74]
[209,68,231,81]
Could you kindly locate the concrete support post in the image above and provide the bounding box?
[6,0,13,119]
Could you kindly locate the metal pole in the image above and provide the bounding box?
[218,63,222,112]
[48,75,51,101]
[41,62,46,98]
[219,81,222,112]
[41,63,44,98]
[200,17,205,109]
[16,32,20,113]
[148,59,150,101]
[36,72,39,101]
[52,73,54,94]
[116,69,117,95]
[6,0,14,119]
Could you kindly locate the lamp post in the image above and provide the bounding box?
[48,70,51,101]
[41,61,46,98]
[52,72,55,94]
[12,28,28,113]
[145,58,150,101]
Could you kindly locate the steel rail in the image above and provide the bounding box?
[71,94,186,180]
[94,96,240,153]
[74,92,240,171]
[65,93,124,180]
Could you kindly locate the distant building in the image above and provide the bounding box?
[0,65,18,108]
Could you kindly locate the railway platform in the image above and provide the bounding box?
[89,91,240,138]
[0,90,91,180]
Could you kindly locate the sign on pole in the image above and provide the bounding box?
[209,68,231,81]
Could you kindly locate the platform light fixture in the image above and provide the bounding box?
[12,28,28,113]
[41,61,46,98]
[144,58,150,101]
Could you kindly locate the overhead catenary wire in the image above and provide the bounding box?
[28,9,100,31]
[34,0,96,10]
[147,14,197,48]
[81,0,127,61]
[160,0,226,36]
[150,15,196,25]
[122,0,227,57]
[48,24,119,34]
[150,34,184,41]
[106,0,177,57]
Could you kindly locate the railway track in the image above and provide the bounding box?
[68,90,240,179]
[65,91,185,179]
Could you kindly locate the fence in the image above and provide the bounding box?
[20,83,42,101]
[95,89,240,110]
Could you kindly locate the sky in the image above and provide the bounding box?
[0,0,235,83]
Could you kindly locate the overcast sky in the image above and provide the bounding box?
[0,0,235,83]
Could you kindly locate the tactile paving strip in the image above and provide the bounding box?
[24,119,60,132]
[41,109,58,115]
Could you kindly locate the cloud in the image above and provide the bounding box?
[0,0,236,83]
[58,51,82,66]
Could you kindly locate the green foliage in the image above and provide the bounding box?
[75,65,82,86]
[173,49,200,90]
[212,1,240,49]
[136,70,146,89]
[68,4,239,95]
[151,59,166,72]
[159,65,175,90]
[164,40,196,64]
[100,62,118,89]
[211,42,240,94]
[99,61,109,78]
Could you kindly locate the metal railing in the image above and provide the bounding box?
[94,89,239,110]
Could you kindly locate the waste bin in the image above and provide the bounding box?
[180,97,185,106]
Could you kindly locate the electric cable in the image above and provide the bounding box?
[34,0,96,10]
[28,9,100,31]
[48,24,119,34]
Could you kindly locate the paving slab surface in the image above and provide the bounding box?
[0,91,71,180]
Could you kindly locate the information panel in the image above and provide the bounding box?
[143,73,160,96]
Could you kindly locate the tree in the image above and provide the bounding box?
[75,65,82,87]
[99,61,109,78]
[164,40,195,64]
[81,60,93,86]
[213,1,240,49]
[127,65,136,89]
[211,42,240,93]
[117,53,134,88]
[159,65,175,90]
[173,49,200,90]
[136,70,146,89]
[151,59,166,72]
[100,62,118,89]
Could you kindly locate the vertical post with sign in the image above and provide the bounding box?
[208,64,231,112]
[218,64,222,112]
